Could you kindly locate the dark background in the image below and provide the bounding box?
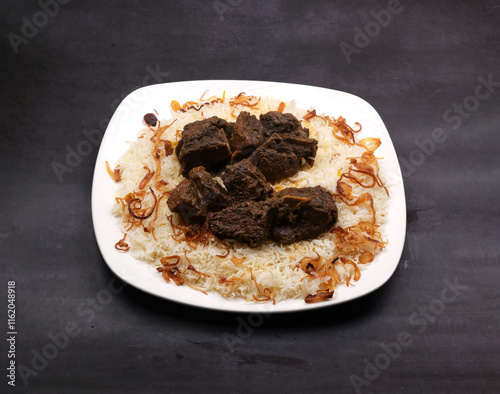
[1,0,499,393]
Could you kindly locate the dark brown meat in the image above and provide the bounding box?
[270,186,337,244]
[188,166,230,212]
[283,134,318,166]
[248,133,318,182]
[224,122,236,141]
[222,159,274,203]
[208,199,278,247]
[260,111,309,139]
[167,179,206,225]
[230,111,265,156]
[175,116,232,176]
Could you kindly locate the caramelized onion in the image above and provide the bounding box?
[160,267,184,285]
[360,151,380,172]
[158,268,171,283]
[114,234,129,251]
[182,276,208,295]
[342,258,361,282]
[182,101,205,112]
[335,191,376,224]
[128,188,157,220]
[345,170,377,189]
[216,240,231,258]
[340,154,388,196]
[358,251,375,265]
[253,287,275,304]
[229,93,261,116]
[328,116,362,144]
[325,261,341,290]
[231,256,246,266]
[172,93,226,115]
[298,251,322,274]
[331,222,385,257]
[336,181,355,200]
[303,109,317,121]
[166,215,210,246]
[199,90,225,103]
[139,168,155,190]
[160,255,180,267]
[164,140,174,156]
[187,264,211,278]
[105,161,122,182]
[148,120,176,190]
[219,274,244,296]
[358,138,381,152]
[305,290,334,303]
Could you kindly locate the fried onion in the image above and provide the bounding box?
[160,255,180,267]
[139,167,155,190]
[114,234,129,251]
[305,290,334,303]
[105,161,122,182]
[127,188,157,220]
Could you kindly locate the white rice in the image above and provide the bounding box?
[112,95,389,302]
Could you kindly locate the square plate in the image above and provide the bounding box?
[91,80,406,313]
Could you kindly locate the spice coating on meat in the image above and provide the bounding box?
[283,135,318,165]
[224,122,236,141]
[167,179,206,225]
[222,159,274,203]
[167,113,334,247]
[248,134,318,182]
[208,200,277,247]
[188,166,230,212]
[175,117,232,176]
[260,111,309,139]
[230,111,265,156]
[270,186,338,244]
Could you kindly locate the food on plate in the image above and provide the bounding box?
[110,92,389,303]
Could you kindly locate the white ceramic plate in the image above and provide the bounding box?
[91,80,406,313]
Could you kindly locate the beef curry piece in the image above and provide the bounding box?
[167,112,335,247]
[175,117,232,176]
[270,186,338,244]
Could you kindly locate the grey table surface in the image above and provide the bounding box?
[1,1,499,393]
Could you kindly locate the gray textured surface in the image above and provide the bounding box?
[1,1,499,393]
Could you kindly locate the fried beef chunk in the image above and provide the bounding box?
[167,179,206,225]
[175,116,232,176]
[208,200,277,247]
[270,186,338,244]
[248,133,318,182]
[260,111,309,139]
[168,113,331,247]
[284,134,318,166]
[222,159,274,203]
[230,111,265,156]
[188,166,230,212]
[223,121,236,141]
